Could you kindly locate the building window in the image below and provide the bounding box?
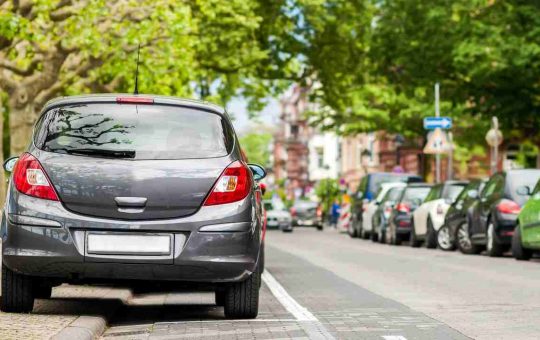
[316,147,324,168]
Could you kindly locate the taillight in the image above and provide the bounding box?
[396,203,410,213]
[316,206,323,218]
[497,199,520,215]
[13,153,59,201]
[290,207,296,217]
[116,96,154,104]
[203,160,252,206]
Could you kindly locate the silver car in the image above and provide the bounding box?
[1,94,266,318]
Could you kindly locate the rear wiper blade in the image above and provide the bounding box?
[64,148,136,159]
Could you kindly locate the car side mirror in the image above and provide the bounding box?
[516,186,531,196]
[3,156,19,172]
[248,163,266,181]
[467,190,478,199]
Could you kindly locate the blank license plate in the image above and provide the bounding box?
[87,233,171,255]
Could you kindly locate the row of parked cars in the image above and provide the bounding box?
[348,170,540,260]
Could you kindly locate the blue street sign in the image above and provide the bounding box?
[423,116,452,130]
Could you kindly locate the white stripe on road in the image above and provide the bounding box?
[262,270,336,340]
[382,336,408,340]
[261,270,317,321]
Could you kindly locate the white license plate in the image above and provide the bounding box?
[87,233,171,255]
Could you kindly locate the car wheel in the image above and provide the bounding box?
[410,221,422,248]
[437,225,455,251]
[512,225,532,261]
[379,230,386,244]
[1,264,35,313]
[348,222,357,238]
[224,262,260,319]
[486,220,504,257]
[425,218,437,249]
[457,222,482,255]
[317,225,323,231]
[370,230,378,242]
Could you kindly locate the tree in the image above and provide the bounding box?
[239,132,272,166]
[314,178,340,218]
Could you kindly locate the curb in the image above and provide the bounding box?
[52,315,107,340]
[51,289,132,340]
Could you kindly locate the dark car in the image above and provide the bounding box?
[0,94,266,318]
[371,186,405,243]
[385,183,432,245]
[468,169,540,257]
[290,201,323,230]
[351,172,423,237]
[437,180,486,252]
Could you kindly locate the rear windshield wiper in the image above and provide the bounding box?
[63,148,136,159]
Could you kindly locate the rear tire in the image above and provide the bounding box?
[370,230,378,242]
[215,289,226,306]
[348,222,358,238]
[1,264,35,313]
[437,225,455,251]
[486,220,504,257]
[425,218,437,249]
[316,225,323,231]
[34,284,52,299]
[512,225,532,261]
[224,263,260,319]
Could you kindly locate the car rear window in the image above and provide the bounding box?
[34,103,234,160]
[506,170,540,205]
[368,174,421,196]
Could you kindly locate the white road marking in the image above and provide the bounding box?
[262,270,317,321]
[262,270,336,340]
[382,336,408,340]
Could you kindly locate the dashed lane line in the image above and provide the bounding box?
[262,270,336,340]
[382,336,408,340]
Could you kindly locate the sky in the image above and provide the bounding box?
[225,97,280,135]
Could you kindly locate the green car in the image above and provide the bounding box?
[513,179,540,260]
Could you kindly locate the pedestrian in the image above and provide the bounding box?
[330,199,341,228]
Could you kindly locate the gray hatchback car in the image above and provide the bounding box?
[0,94,266,318]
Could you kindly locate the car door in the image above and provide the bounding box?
[471,174,504,238]
[414,185,441,237]
[521,180,540,247]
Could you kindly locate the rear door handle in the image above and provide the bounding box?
[114,197,147,207]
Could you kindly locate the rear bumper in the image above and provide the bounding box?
[2,189,261,283]
[494,214,518,245]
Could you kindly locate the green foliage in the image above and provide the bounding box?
[314,178,340,215]
[239,132,272,166]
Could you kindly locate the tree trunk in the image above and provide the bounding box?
[9,87,36,156]
[0,92,4,206]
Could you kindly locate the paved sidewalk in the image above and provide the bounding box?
[0,243,130,340]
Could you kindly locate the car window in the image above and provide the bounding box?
[368,174,418,196]
[506,170,540,205]
[381,187,404,204]
[402,187,431,205]
[481,175,502,198]
[454,182,476,204]
[532,179,540,196]
[34,104,234,160]
[443,184,467,202]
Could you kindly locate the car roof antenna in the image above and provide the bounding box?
[134,44,141,95]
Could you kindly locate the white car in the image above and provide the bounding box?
[360,182,406,239]
[264,200,293,232]
[411,181,468,248]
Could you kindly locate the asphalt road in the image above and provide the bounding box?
[102,225,540,340]
[4,227,539,339]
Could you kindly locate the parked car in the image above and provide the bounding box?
[469,169,540,257]
[513,178,540,260]
[291,201,323,230]
[371,186,405,243]
[386,183,432,245]
[264,199,293,232]
[355,182,406,239]
[411,180,468,248]
[0,94,266,319]
[351,172,422,237]
[437,179,486,252]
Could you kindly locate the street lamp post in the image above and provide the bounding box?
[485,117,503,175]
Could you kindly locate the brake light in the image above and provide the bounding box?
[316,206,323,218]
[203,161,252,206]
[290,207,296,217]
[13,153,59,201]
[497,200,520,215]
[116,96,154,104]
[396,203,410,213]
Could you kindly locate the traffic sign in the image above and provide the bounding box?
[423,117,452,130]
[423,128,449,154]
